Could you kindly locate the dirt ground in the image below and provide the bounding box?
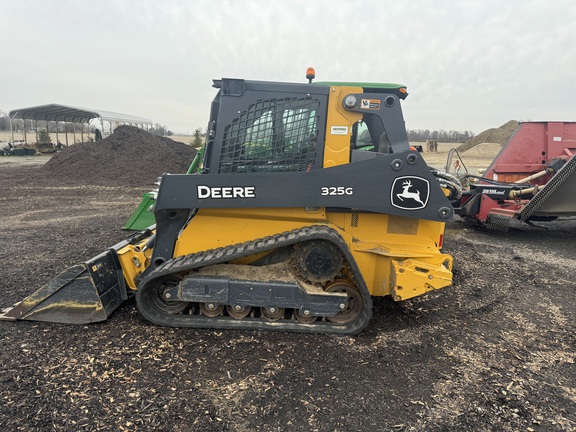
[0,153,574,432]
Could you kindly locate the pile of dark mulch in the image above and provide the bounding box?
[42,126,197,187]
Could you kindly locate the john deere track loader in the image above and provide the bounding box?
[1,72,457,334]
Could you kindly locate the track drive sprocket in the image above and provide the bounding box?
[291,240,343,285]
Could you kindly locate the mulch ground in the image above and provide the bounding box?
[0,143,574,431]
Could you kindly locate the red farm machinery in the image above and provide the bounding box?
[448,121,576,230]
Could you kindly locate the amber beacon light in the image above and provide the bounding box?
[306,67,316,83]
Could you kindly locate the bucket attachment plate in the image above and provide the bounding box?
[0,249,127,324]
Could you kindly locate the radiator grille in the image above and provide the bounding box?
[351,212,359,227]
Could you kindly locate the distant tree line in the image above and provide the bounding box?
[407,129,475,143]
[149,123,173,136]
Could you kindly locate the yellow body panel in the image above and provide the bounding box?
[117,207,452,300]
[325,212,451,298]
[323,86,362,167]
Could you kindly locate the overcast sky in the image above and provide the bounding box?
[1,0,574,134]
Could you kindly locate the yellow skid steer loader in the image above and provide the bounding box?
[1,70,457,334]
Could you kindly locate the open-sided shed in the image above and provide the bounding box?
[9,104,153,145]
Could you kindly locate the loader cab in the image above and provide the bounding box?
[203,79,330,174]
[202,79,411,173]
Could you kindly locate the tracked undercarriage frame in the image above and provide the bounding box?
[137,225,373,334]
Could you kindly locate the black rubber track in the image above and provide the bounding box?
[136,225,373,334]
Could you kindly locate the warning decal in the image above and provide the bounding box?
[360,99,380,110]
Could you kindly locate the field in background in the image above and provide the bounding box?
[1,132,500,175]
[0,130,193,146]
[413,141,500,174]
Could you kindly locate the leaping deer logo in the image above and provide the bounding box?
[396,180,425,206]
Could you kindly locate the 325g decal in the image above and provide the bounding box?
[321,186,354,196]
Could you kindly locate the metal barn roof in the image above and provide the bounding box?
[9,104,152,125]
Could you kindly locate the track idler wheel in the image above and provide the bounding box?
[148,275,189,315]
[325,280,362,325]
